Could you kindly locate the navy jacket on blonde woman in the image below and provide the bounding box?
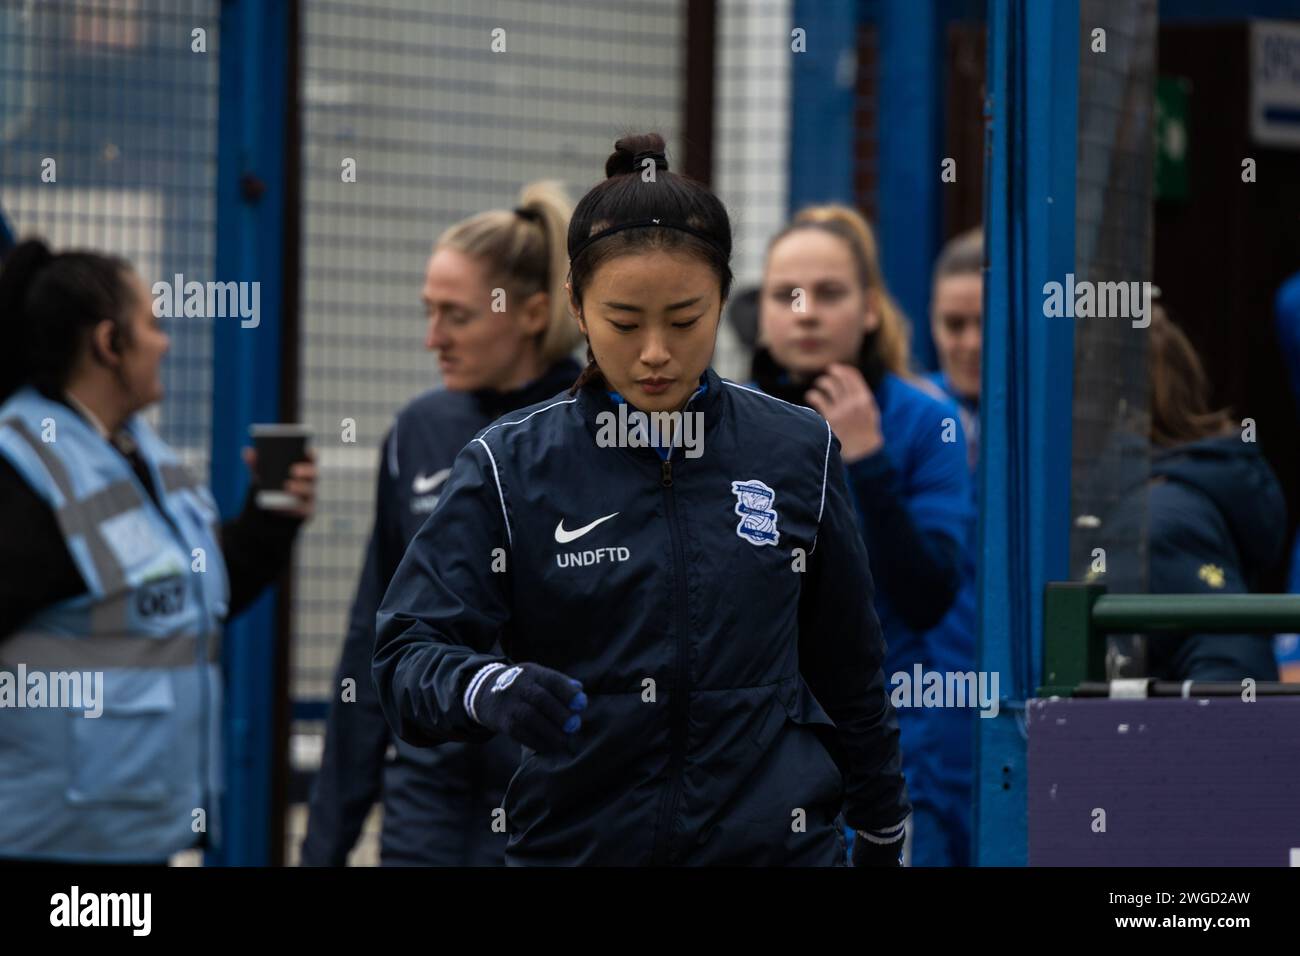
[301,359,579,867]
[373,366,910,865]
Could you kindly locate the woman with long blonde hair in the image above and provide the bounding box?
[755,204,976,866]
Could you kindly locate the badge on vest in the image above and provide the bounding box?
[136,574,188,619]
[101,509,163,570]
[730,479,779,547]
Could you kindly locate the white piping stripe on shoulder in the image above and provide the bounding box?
[470,398,576,548]
[817,419,831,524]
[722,381,834,556]
[473,438,512,547]
[809,420,832,555]
[722,379,807,412]
[479,397,578,439]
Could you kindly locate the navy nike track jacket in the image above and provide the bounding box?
[373,365,911,865]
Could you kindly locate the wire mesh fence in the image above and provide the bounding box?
[1068,0,1158,677]
[0,0,221,471]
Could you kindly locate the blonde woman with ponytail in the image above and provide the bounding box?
[302,181,582,867]
[756,204,976,867]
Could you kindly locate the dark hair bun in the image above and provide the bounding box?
[605,132,669,179]
[0,238,55,297]
[0,238,55,333]
[0,239,135,404]
[0,239,55,403]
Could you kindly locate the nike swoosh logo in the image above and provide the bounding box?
[554,512,619,544]
[412,468,452,495]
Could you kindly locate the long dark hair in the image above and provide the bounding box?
[0,238,138,404]
[566,132,734,394]
[1149,305,1234,447]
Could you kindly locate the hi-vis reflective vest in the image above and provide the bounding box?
[0,387,229,862]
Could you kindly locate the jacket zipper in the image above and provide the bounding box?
[650,387,702,866]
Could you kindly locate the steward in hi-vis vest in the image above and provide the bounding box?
[0,387,228,860]
[0,239,314,863]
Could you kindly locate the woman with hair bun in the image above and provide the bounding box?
[0,240,316,863]
[372,134,911,866]
[302,180,583,867]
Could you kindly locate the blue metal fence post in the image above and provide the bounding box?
[877,0,943,371]
[789,0,858,211]
[975,0,1077,865]
[209,0,291,866]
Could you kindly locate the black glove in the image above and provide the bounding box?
[851,825,906,867]
[464,661,587,753]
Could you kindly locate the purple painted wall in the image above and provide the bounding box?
[1028,697,1300,866]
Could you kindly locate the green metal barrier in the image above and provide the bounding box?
[1040,583,1300,695]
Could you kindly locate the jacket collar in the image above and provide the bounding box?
[937,371,979,413]
[39,385,142,460]
[575,366,725,460]
[470,357,582,419]
[62,390,112,440]
[750,333,889,407]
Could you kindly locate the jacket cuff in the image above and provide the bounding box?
[463,661,509,725]
[858,816,908,844]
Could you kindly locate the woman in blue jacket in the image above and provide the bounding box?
[754,205,976,867]
[372,133,911,866]
[302,181,582,866]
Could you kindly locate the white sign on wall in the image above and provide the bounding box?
[1252,20,1300,149]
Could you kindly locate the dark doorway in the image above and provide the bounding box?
[1154,22,1300,591]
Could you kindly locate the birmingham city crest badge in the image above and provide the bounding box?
[730,478,779,547]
